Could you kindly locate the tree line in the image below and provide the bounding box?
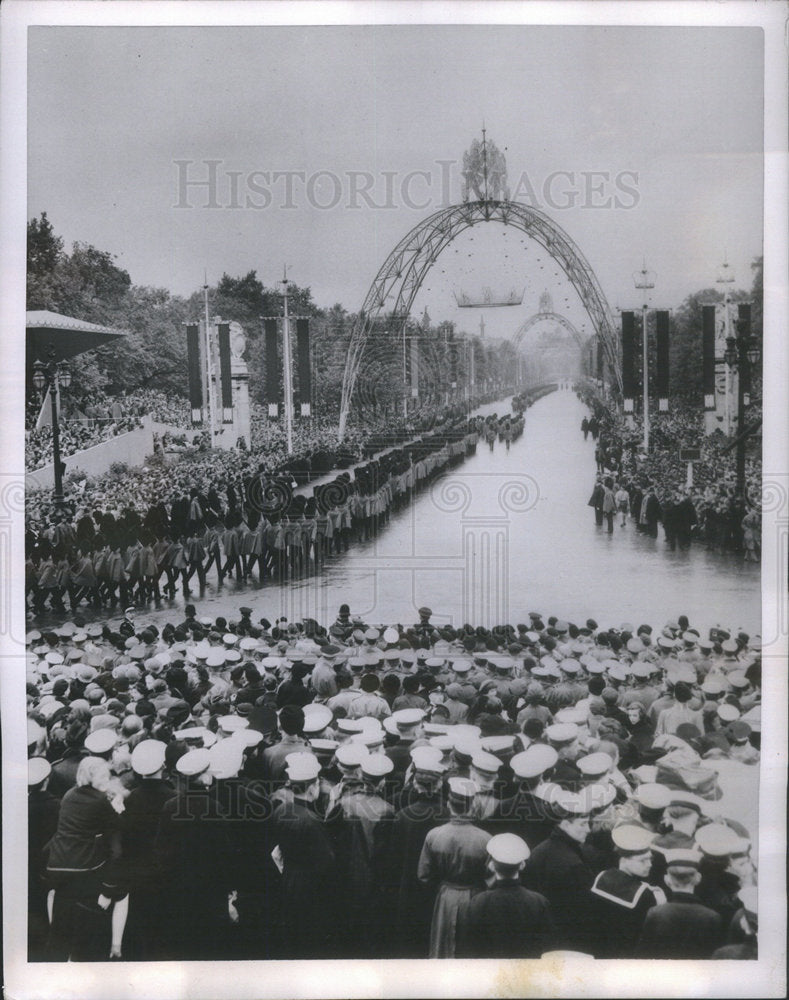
[27,213,762,419]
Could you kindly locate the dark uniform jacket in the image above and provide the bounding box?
[637,891,723,958]
[119,777,174,892]
[589,867,664,957]
[492,789,554,849]
[522,826,596,951]
[273,797,338,959]
[458,880,556,958]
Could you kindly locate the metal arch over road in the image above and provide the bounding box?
[512,311,587,351]
[337,199,621,439]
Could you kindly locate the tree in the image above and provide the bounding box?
[214,270,267,330]
[27,212,65,310]
[27,212,64,281]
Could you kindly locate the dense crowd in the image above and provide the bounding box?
[26,415,145,473]
[24,414,545,614]
[578,387,761,559]
[27,603,760,962]
[25,389,198,472]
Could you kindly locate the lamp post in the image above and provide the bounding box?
[723,303,759,504]
[32,352,72,506]
[633,261,656,452]
[203,275,216,448]
[716,256,735,436]
[280,265,294,456]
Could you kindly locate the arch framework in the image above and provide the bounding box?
[338,199,621,439]
[512,311,586,350]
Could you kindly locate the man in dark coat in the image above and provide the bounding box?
[28,758,60,960]
[325,754,395,957]
[588,478,605,526]
[383,755,447,957]
[459,833,556,958]
[521,791,596,952]
[48,736,94,803]
[272,753,338,959]
[589,824,665,958]
[118,741,175,960]
[637,849,723,958]
[154,749,236,961]
[492,745,556,849]
[261,705,310,785]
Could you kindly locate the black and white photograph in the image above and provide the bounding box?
[2,1,787,997]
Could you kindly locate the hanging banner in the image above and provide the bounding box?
[296,318,312,416]
[702,305,716,409]
[621,312,635,411]
[596,338,603,380]
[738,303,752,397]
[447,334,458,388]
[655,310,670,411]
[264,318,279,418]
[217,322,234,422]
[186,323,203,425]
[410,333,419,397]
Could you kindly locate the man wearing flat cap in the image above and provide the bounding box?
[261,706,309,784]
[459,833,556,959]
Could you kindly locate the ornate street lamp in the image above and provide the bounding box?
[633,261,656,452]
[31,352,71,506]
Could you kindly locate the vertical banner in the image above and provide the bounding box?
[655,310,670,411]
[264,318,279,418]
[186,323,203,425]
[410,333,419,397]
[702,305,716,409]
[738,303,752,397]
[621,311,635,412]
[217,323,234,422]
[596,338,603,380]
[296,318,312,416]
[448,334,458,387]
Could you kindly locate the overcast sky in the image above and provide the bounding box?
[28,24,763,340]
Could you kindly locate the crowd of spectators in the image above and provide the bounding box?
[27,603,761,962]
[577,385,761,560]
[25,389,195,473]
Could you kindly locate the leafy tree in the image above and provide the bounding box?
[28,211,63,274]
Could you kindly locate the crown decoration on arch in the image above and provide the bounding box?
[337,140,621,440]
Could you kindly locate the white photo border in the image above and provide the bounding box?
[2,2,786,998]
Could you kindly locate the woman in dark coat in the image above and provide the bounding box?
[623,701,656,760]
[44,756,123,960]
